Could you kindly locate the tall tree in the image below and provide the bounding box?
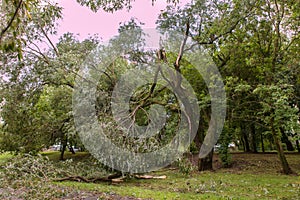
[157,0,257,171]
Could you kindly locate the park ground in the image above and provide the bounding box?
[0,152,299,199]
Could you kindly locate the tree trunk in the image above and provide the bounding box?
[60,144,66,161]
[241,124,250,152]
[251,124,257,153]
[280,128,294,151]
[196,116,213,171]
[272,126,292,174]
[296,140,300,153]
[69,146,76,154]
[60,133,68,161]
[260,132,265,153]
[198,149,214,171]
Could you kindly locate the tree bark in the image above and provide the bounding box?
[272,125,292,174]
[60,133,67,161]
[193,129,201,150]
[241,123,250,152]
[198,149,214,171]
[280,128,294,151]
[260,132,265,153]
[196,115,213,171]
[296,140,300,153]
[60,145,66,161]
[251,124,258,153]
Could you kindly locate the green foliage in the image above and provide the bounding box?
[75,0,179,12]
[0,32,100,153]
[218,125,232,167]
[176,157,195,175]
[254,84,299,134]
[0,0,62,58]
[189,142,199,154]
[0,83,45,153]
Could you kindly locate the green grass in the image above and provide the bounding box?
[0,152,13,165]
[55,170,300,200]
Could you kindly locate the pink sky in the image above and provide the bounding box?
[52,0,190,43]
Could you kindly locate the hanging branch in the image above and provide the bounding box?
[40,26,59,56]
[0,0,23,43]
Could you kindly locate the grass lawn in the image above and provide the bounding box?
[55,170,300,200]
[54,152,300,200]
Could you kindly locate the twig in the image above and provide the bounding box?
[0,0,23,43]
[40,25,59,56]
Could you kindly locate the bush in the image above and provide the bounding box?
[176,157,195,175]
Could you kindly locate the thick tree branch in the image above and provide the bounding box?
[173,20,190,88]
[175,21,190,70]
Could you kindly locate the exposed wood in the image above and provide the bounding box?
[135,175,167,179]
[111,178,124,183]
[53,173,167,183]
